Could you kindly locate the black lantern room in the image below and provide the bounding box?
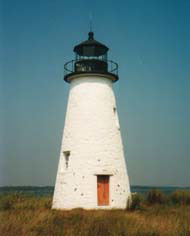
[64,32,118,82]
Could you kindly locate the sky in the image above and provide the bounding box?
[1,0,190,187]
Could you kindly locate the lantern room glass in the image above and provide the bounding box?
[75,52,108,62]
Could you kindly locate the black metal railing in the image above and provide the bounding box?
[64,59,118,78]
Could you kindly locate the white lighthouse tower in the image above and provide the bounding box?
[53,32,131,209]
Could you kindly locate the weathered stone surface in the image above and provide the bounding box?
[53,75,131,209]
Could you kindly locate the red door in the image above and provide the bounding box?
[97,175,109,206]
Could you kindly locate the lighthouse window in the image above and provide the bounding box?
[63,151,70,169]
[113,107,120,130]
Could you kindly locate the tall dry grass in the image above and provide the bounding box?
[0,191,190,236]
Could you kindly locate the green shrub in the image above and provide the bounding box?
[0,194,20,210]
[130,193,144,210]
[146,189,166,205]
[170,190,190,205]
[0,198,13,210]
[0,193,47,211]
[42,197,52,209]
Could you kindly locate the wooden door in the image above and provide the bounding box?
[97,175,109,206]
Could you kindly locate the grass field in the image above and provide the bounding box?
[0,190,190,236]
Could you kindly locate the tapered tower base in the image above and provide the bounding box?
[52,74,130,210]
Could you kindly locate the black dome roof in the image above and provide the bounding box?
[73,32,109,57]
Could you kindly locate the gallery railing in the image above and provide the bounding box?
[64,59,118,78]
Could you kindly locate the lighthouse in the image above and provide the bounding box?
[52,32,131,209]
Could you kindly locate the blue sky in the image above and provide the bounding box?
[1,0,190,186]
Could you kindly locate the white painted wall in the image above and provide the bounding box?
[53,74,131,209]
